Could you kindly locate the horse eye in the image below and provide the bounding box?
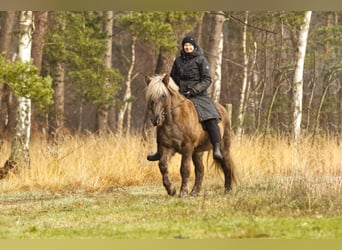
[149,101,154,109]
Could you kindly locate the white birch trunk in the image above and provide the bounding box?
[117,35,136,135]
[293,11,312,142]
[236,11,249,144]
[212,32,223,102]
[10,11,34,168]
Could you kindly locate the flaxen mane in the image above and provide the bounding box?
[146,74,179,102]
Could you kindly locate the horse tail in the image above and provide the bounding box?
[218,113,240,187]
[225,153,240,185]
[212,154,240,187]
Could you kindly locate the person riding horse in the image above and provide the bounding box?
[147,35,223,161]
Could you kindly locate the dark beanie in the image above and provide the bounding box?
[182,35,198,48]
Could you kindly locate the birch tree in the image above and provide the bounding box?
[292,11,312,142]
[212,32,224,102]
[8,11,34,169]
[236,11,249,143]
[0,11,53,177]
[117,35,136,135]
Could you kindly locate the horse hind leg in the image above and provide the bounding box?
[219,136,238,193]
[190,152,204,196]
[219,155,233,193]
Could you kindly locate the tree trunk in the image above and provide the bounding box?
[206,11,225,97]
[193,14,204,46]
[117,35,136,135]
[211,32,223,102]
[31,11,49,138]
[155,47,174,75]
[292,11,312,142]
[0,11,16,55]
[6,11,34,171]
[236,11,249,143]
[256,33,268,133]
[0,11,16,138]
[306,52,316,131]
[97,11,113,134]
[31,11,49,73]
[48,62,65,142]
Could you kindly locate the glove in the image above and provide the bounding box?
[183,88,196,98]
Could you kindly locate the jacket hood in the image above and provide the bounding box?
[181,47,204,61]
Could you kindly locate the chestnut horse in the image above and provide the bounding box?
[145,74,238,197]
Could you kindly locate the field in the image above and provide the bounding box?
[0,134,341,239]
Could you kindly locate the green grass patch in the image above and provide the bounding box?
[0,182,341,239]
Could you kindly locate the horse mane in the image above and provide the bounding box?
[146,74,180,102]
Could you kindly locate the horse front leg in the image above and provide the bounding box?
[179,153,192,198]
[190,152,204,196]
[158,149,176,196]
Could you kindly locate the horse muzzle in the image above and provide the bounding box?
[151,113,165,127]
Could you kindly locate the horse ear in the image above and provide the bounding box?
[162,74,169,86]
[145,75,152,85]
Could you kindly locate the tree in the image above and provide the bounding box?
[44,12,67,142]
[0,11,53,177]
[66,12,122,133]
[44,12,122,135]
[116,11,177,135]
[236,11,249,143]
[31,11,49,72]
[292,11,312,142]
[205,11,225,98]
[31,11,49,136]
[0,11,16,137]
[9,11,34,169]
[97,11,114,134]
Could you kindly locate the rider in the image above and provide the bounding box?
[147,35,223,161]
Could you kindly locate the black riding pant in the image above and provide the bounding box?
[202,119,221,144]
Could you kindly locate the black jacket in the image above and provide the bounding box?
[170,47,220,122]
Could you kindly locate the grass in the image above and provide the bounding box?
[0,134,341,239]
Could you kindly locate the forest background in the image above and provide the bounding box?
[0,11,341,143]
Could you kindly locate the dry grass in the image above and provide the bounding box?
[0,134,341,195]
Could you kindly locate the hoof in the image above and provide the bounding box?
[167,186,177,196]
[178,189,188,198]
[190,191,199,197]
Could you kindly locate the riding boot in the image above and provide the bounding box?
[147,151,161,161]
[213,142,223,161]
[203,119,223,161]
[147,139,161,161]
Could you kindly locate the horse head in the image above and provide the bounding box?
[145,74,171,127]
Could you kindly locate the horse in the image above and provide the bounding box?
[145,74,238,197]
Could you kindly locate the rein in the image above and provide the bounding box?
[162,98,187,116]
